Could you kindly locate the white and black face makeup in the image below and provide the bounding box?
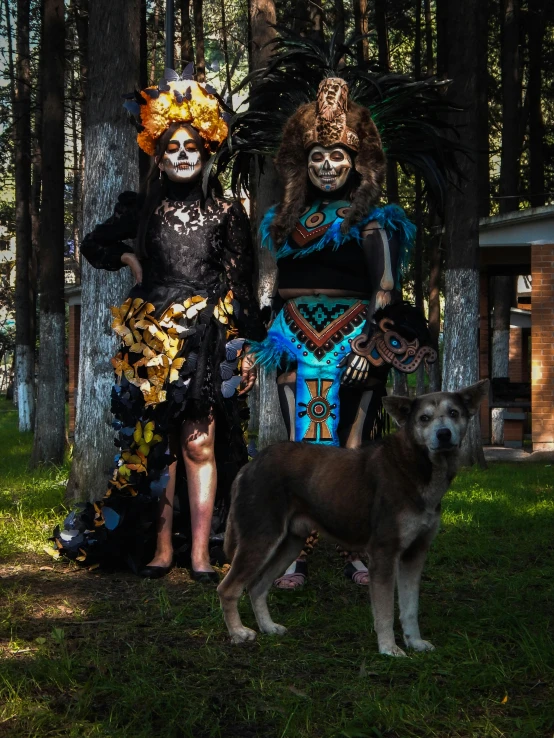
[308,145,353,192]
[158,127,203,183]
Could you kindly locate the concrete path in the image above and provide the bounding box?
[484,446,554,463]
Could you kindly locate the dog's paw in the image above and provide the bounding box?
[407,638,435,652]
[260,623,288,636]
[230,627,257,644]
[379,644,407,657]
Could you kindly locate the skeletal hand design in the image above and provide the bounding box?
[339,351,372,387]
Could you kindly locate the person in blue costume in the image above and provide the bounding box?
[249,78,436,588]
[53,70,264,581]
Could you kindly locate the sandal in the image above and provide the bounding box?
[344,560,369,586]
[274,559,307,590]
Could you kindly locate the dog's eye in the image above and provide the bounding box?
[420,414,430,422]
[449,409,459,418]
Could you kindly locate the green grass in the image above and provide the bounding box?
[1,397,553,737]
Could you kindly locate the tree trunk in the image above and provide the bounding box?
[67,0,139,501]
[180,0,193,65]
[392,370,408,397]
[73,0,87,257]
[477,0,490,218]
[528,0,545,208]
[13,0,35,431]
[375,0,399,204]
[427,212,442,392]
[490,276,513,445]
[149,0,160,84]
[192,0,205,82]
[439,0,486,468]
[498,0,521,215]
[491,0,521,443]
[334,0,345,47]
[353,0,368,63]
[31,0,66,466]
[423,0,433,75]
[250,0,287,448]
[220,0,232,97]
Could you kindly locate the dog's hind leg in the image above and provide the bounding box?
[218,532,292,644]
[249,533,305,636]
[217,548,260,644]
[397,534,436,652]
[369,552,406,657]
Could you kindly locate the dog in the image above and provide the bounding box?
[218,380,489,656]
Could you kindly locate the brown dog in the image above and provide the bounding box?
[218,380,489,656]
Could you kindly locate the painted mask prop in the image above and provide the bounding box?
[158,127,203,183]
[308,145,353,192]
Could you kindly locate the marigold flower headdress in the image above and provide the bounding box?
[123,65,229,157]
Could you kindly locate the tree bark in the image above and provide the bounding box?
[334,0,345,48]
[67,0,139,501]
[427,212,442,392]
[250,0,287,448]
[149,0,160,84]
[73,0,88,255]
[13,0,35,431]
[423,0,433,75]
[490,275,513,445]
[476,0,490,218]
[180,0,194,66]
[192,0,205,82]
[220,0,232,97]
[498,0,521,215]
[439,0,486,467]
[353,0,368,63]
[375,0,399,204]
[528,0,546,208]
[31,0,66,466]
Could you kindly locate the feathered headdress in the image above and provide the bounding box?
[216,29,460,243]
[123,64,229,156]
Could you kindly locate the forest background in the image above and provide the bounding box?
[0,0,552,500]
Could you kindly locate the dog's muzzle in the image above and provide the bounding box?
[434,427,456,451]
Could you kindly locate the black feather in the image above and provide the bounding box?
[220,27,462,207]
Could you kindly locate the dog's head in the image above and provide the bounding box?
[382,380,489,455]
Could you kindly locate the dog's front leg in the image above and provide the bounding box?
[397,533,436,652]
[369,553,406,657]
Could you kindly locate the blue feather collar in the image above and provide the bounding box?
[259,203,416,280]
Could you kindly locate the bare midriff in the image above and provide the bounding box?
[278,288,370,299]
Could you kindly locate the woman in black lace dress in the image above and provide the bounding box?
[54,74,263,580]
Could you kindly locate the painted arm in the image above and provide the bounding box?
[339,222,401,387]
[360,221,401,315]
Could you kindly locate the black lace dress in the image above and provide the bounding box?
[54,184,264,571]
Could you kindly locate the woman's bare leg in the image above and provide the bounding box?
[146,459,177,568]
[181,415,217,573]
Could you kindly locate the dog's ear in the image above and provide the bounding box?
[457,379,490,417]
[382,395,413,427]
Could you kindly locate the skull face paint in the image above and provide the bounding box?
[158,127,203,183]
[308,145,353,192]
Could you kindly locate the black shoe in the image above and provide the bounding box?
[139,564,172,579]
[191,569,219,584]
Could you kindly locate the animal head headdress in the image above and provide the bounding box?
[123,65,229,157]
[273,76,386,245]
[227,29,461,245]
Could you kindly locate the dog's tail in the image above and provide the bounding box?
[223,468,243,562]
[224,506,237,562]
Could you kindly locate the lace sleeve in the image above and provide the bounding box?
[223,202,265,341]
[81,191,139,271]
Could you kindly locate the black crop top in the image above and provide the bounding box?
[277,228,399,296]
